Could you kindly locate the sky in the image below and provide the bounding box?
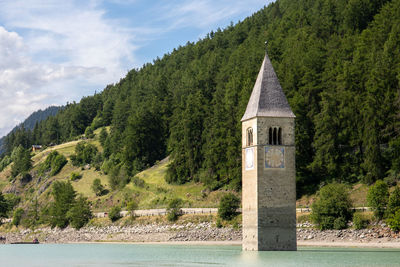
[0,0,272,137]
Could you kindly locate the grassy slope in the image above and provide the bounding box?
[0,128,236,212]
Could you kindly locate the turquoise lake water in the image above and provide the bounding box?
[1,244,400,267]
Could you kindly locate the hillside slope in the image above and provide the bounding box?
[0,129,236,212]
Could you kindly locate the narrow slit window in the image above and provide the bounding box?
[273,128,277,145]
[247,128,253,146]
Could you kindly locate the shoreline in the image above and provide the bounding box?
[1,222,400,249]
[29,240,400,249]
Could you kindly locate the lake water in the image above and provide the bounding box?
[1,244,400,267]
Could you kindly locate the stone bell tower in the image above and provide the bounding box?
[241,47,296,251]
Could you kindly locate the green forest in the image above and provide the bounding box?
[1,0,400,197]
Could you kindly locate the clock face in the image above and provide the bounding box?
[265,147,285,169]
[245,148,254,170]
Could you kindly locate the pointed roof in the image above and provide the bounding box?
[241,52,295,121]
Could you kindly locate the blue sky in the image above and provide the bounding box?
[0,0,272,137]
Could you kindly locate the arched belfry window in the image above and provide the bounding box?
[278,128,282,145]
[268,127,282,145]
[247,127,253,146]
[269,128,273,144]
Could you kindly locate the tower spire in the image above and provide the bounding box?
[241,47,295,121]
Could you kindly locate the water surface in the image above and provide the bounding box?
[1,244,400,266]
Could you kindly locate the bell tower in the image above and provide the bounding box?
[241,47,296,251]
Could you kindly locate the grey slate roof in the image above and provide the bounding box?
[241,53,295,121]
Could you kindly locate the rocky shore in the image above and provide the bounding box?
[298,226,400,245]
[1,222,399,246]
[0,222,241,244]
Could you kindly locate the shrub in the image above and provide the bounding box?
[311,183,353,230]
[333,217,347,230]
[167,198,183,222]
[66,195,92,229]
[92,153,103,171]
[132,176,145,188]
[216,218,223,228]
[38,151,67,176]
[127,201,138,217]
[353,213,369,230]
[108,165,130,190]
[0,192,10,221]
[20,172,32,184]
[387,186,400,216]
[387,210,400,232]
[91,178,105,196]
[12,208,24,226]
[4,193,21,214]
[367,180,389,220]
[384,170,399,186]
[218,193,240,221]
[70,172,82,181]
[85,126,95,139]
[109,206,122,222]
[0,155,11,172]
[71,142,98,167]
[50,154,67,176]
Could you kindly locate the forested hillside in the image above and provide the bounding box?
[0,106,61,154]
[1,0,399,196]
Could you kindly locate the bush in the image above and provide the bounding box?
[0,192,10,221]
[216,218,223,228]
[4,193,21,214]
[311,183,353,230]
[127,200,138,217]
[12,208,24,226]
[367,180,389,220]
[387,210,400,232]
[132,176,145,188]
[66,195,92,229]
[20,172,32,184]
[0,155,11,172]
[387,186,400,216]
[92,153,103,171]
[38,151,67,176]
[333,217,347,229]
[167,198,183,222]
[108,165,130,191]
[50,154,68,176]
[91,178,105,196]
[71,142,98,167]
[109,206,122,222]
[218,193,240,221]
[353,213,369,230]
[85,126,95,139]
[70,172,82,181]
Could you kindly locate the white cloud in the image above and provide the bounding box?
[0,0,137,137]
[154,0,268,31]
